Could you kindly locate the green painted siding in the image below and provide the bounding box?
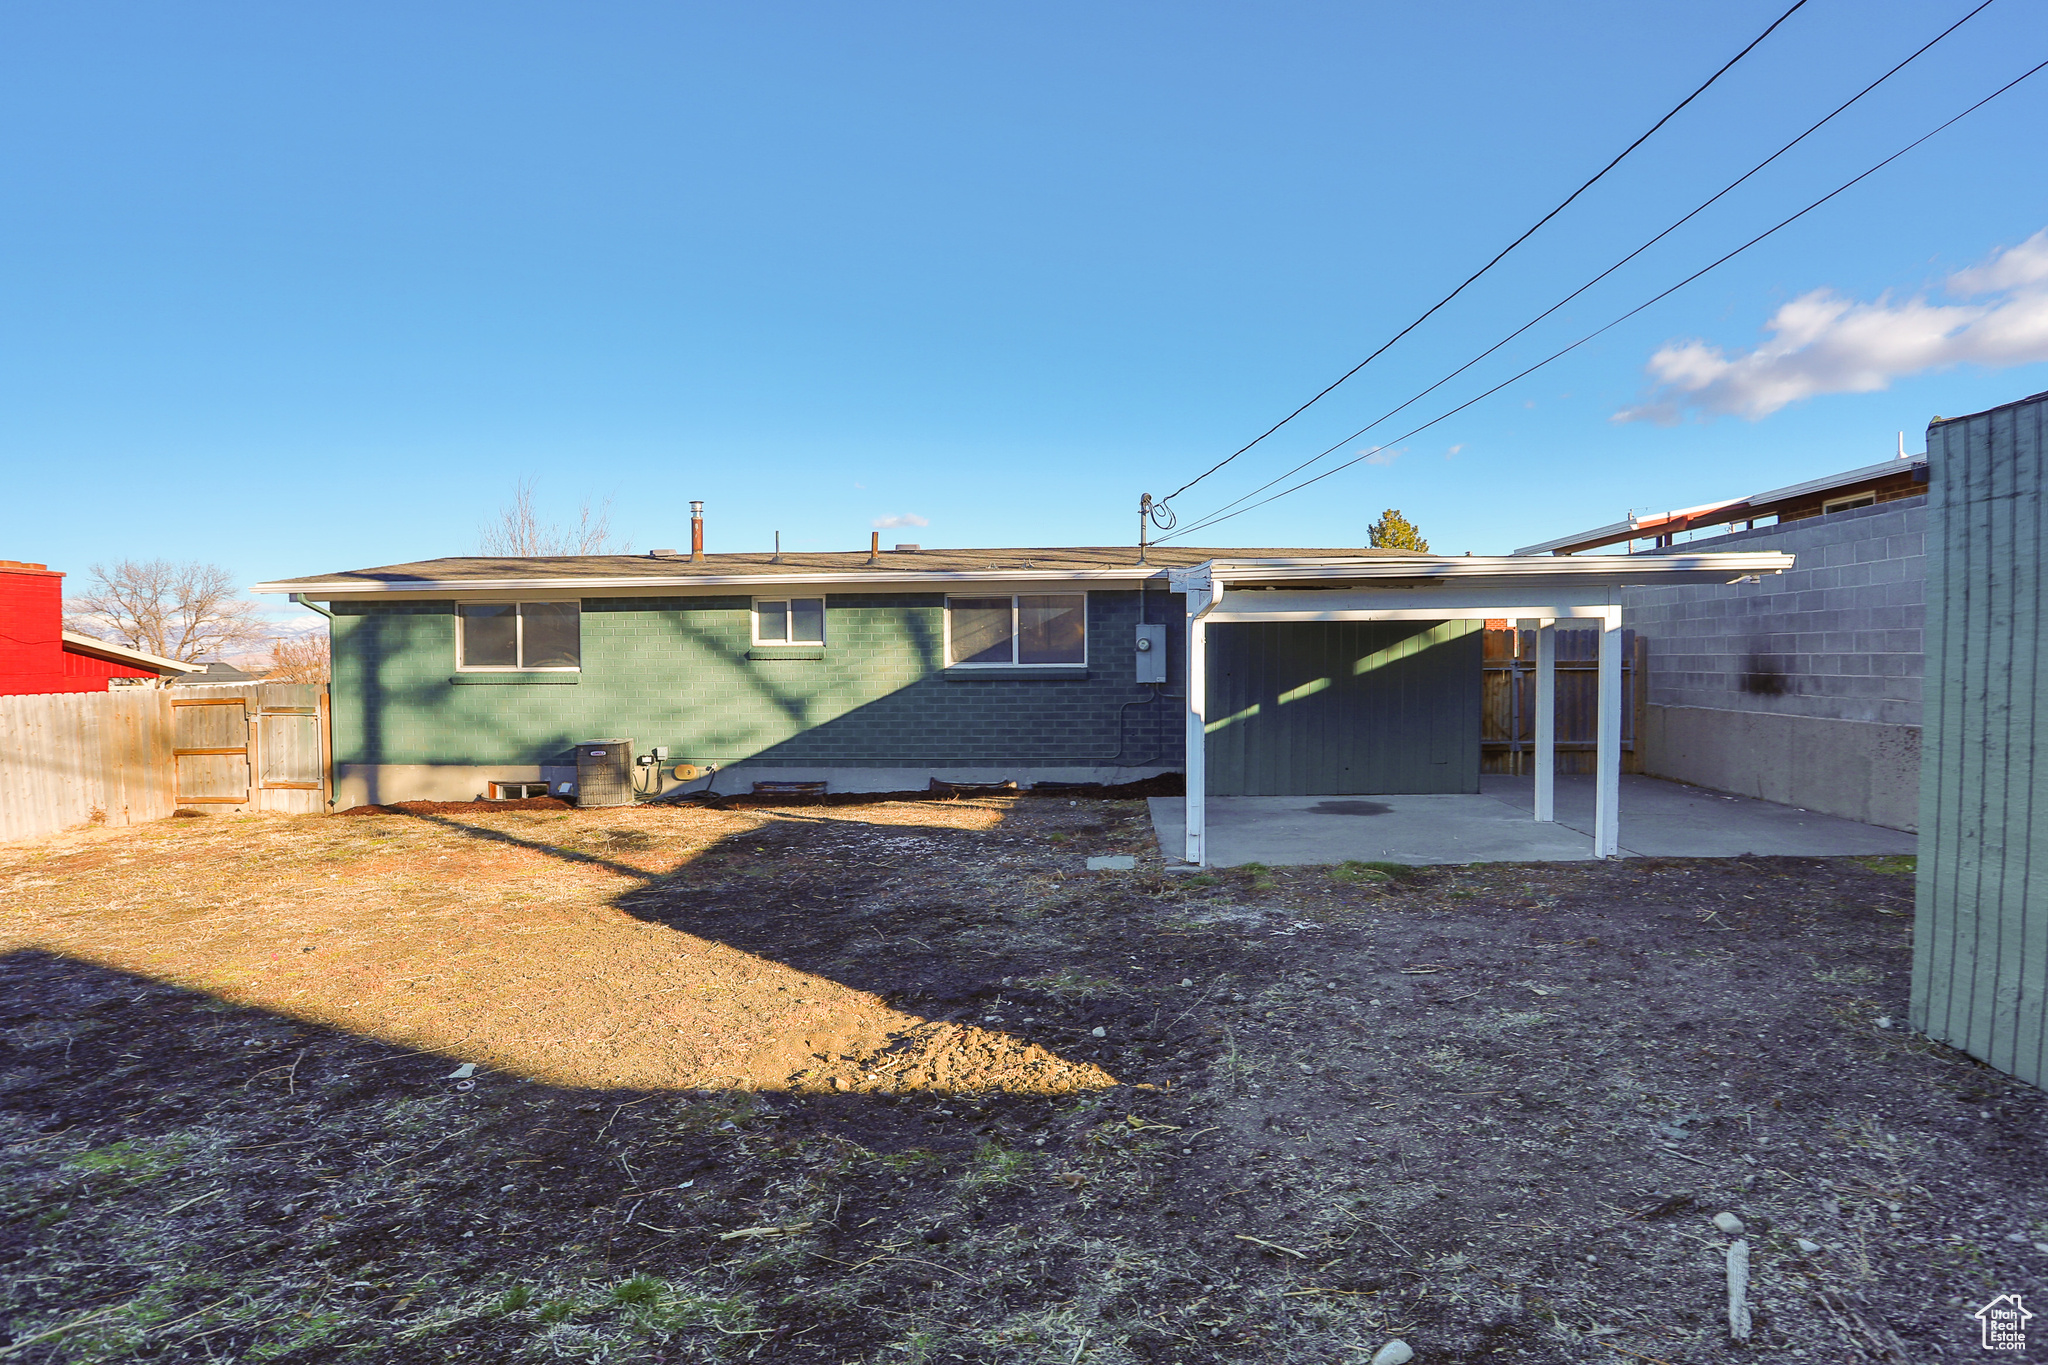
[1913,393,2048,1090]
[331,590,1184,770]
[1205,620,1482,796]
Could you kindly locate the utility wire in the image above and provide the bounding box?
[1159,0,1814,505]
[1156,54,2048,545]
[1176,0,1998,533]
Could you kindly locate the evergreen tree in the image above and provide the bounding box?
[1368,508,1430,552]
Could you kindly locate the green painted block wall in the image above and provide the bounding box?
[331,591,1185,770]
[1913,392,2048,1090]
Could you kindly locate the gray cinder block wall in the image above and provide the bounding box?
[1622,494,1926,830]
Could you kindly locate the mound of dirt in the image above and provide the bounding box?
[335,796,572,816]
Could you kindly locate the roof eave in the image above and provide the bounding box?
[1170,551,1794,589]
[60,631,202,674]
[252,566,1180,597]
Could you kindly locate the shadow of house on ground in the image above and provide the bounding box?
[366,801,1140,1095]
[0,950,1130,1363]
[6,801,2047,1365]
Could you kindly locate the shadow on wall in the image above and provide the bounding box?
[338,593,1183,775]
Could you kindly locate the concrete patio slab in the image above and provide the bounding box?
[1148,774,1916,868]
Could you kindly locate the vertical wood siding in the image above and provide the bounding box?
[1205,620,1482,796]
[1913,392,2048,1089]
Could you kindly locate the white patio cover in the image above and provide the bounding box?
[1166,552,1795,866]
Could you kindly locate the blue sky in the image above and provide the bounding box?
[3,1,2045,630]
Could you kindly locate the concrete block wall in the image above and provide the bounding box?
[1620,494,1926,830]
[1624,495,1926,725]
[330,589,1185,802]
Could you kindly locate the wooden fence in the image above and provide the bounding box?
[1480,625,1646,776]
[0,683,329,843]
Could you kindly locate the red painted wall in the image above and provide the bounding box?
[0,561,159,695]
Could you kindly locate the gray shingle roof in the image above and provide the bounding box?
[258,545,1421,590]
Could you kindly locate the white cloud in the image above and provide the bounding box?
[1445,444,1464,460]
[1360,445,1401,466]
[1616,229,2048,423]
[871,513,929,529]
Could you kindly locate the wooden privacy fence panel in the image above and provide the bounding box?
[0,688,176,841]
[0,683,330,843]
[1480,626,1646,776]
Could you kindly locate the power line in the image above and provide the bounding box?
[1156,54,2048,545]
[1175,0,1998,533]
[1158,0,1814,505]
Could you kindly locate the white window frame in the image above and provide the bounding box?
[455,601,583,672]
[1822,492,1878,515]
[943,592,1089,668]
[751,596,827,646]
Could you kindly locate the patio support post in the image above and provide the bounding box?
[1594,605,1623,857]
[1184,598,1208,866]
[1533,618,1556,823]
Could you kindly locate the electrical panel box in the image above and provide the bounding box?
[575,739,633,807]
[1134,624,1167,684]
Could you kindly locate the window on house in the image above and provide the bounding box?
[457,602,581,670]
[1823,492,1877,514]
[946,594,1086,666]
[754,598,825,645]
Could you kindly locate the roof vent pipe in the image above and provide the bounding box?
[690,502,705,562]
[866,531,880,565]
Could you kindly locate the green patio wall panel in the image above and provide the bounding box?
[1913,392,2048,1090]
[1204,619,1482,796]
[330,590,1185,770]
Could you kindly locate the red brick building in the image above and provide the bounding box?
[0,560,198,695]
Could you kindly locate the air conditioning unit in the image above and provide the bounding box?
[575,739,633,807]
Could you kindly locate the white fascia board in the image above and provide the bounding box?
[1173,552,1791,588]
[1513,519,1643,557]
[252,569,1169,599]
[1206,601,1626,624]
[60,631,201,673]
[1210,587,1624,619]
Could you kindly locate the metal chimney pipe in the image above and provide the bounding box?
[690,502,705,562]
[866,530,880,565]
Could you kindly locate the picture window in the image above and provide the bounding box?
[457,602,581,670]
[946,594,1085,666]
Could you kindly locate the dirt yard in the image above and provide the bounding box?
[2,795,2043,1363]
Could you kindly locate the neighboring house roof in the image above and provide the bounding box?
[1514,456,1929,557]
[254,547,1426,597]
[168,660,260,685]
[59,631,202,677]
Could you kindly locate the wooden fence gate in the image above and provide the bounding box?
[1480,624,1646,776]
[0,682,329,842]
[170,686,323,806]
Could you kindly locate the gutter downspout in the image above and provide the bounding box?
[290,594,338,810]
[1184,573,1224,866]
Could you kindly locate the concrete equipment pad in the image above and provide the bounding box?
[1148,774,1916,868]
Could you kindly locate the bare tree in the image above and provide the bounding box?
[479,478,617,556]
[262,634,331,684]
[65,560,268,663]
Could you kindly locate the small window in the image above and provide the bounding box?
[946,594,1086,666]
[457,602,581,670]
[753,598,825,645]
[1823,492,1877,514]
